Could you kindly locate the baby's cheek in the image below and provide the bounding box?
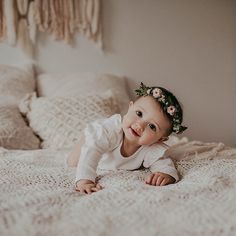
[143,132,161,145]
[140,134,155,145]
[123,114,133,127]
[122,116,129,128]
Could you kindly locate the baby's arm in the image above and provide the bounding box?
[67,134,85,167]
[67,135,102,194]
[72,115,121,194]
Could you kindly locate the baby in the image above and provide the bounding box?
[67,82,187,194]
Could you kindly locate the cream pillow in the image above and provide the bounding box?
[0,63,41,149]
[0,63,36,106]
[36,72,130,115]
[19,92,120,149]
[0,106,40,149]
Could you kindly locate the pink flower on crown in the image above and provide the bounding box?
[152,88,162,98]
[167,105,176,116]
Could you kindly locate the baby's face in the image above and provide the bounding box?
[122,96,172,146]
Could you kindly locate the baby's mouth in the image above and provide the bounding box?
[129,127,140,137]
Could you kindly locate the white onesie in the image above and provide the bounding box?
[76,114,179,183]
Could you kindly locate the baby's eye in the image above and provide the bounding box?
[136,111,142,117]
[148,123,156,132]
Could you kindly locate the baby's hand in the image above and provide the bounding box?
[75,179,103,194]
[145,172,175,186]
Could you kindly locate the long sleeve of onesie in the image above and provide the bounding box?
[143,144,179,182]
[75,114,123,183]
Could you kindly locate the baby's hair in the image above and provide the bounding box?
[135,82,187,135]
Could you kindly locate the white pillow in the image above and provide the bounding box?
[19,91,120,149]
[0,106,40,149]
[0,63,36,106]
[36,72,130,115]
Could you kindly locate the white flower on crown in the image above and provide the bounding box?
[147,89,151,95]
[167,105,176,116]
[152,88,162,98]
[158,95,166,102]
[173,125,180,132]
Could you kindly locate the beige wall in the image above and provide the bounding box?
[0,0,236,147]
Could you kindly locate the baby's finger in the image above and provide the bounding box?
[145,174,153,184]
[91,187,102,192]
[85,184,95,194]
[76,187,85,194]
[160,178,169,186]
[75,186,82,192]
[96,183,103,190]
[85,187,93,194]
[80,189,86,194]
[91,187,99,192]
[156,176,164,186]
[151,174,159,186]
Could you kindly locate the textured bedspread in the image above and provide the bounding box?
[0,140,236,236]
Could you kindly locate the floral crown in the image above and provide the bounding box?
[135,82,188,134]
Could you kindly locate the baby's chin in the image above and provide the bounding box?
[123,128,139,143]
[123,128,137,140]
[136,137,164,146]
[123,132,152,146]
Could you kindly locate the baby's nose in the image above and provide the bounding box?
[134,122,144,133]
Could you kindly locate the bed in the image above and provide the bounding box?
[0,63,236,236]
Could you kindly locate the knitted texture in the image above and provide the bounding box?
[19,92,120,148]
[0,106,40,149]
[0,140,236,236]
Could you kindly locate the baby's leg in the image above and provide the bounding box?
[67,134,85,167]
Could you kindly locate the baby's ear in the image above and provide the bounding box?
[129,101,134,107]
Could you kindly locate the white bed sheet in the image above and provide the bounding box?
[0,140,236,236]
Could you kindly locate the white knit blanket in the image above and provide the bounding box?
[0,140,236,236]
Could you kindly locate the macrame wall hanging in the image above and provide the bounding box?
[0,0,102,57]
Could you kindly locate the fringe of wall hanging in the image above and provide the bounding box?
[0,0,102,57]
